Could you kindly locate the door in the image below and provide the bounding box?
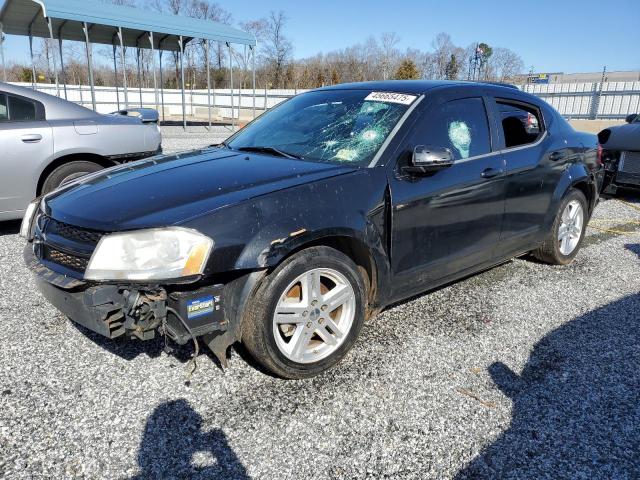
[388,94,506,297]
[0,92,53,215]
[490,97,553,250]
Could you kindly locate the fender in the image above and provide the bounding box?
[186,168,393,306]
[543,163,594,230]
[35,147,115,181]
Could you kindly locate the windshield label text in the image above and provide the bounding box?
[365,92,417,105]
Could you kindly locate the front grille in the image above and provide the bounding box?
[44,246,89,272]
[620,151,640,175]
[34,215,106,274]
[47,217,103,245]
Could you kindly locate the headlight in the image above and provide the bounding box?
[19,200,39,239]
[84,227,213,281]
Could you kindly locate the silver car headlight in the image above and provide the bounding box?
[84,227,213,281]
[19,200,39,239]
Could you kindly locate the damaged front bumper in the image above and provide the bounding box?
[24,245,230,351]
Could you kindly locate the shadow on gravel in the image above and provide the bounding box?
[70,322,228,372]
[69,322,165,360]
[0,220,20,236]
[457,293,640,479]
[131,399,250,480]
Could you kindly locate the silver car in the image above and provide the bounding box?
[0,82,162,221]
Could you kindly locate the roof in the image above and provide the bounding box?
[0,81,98,119]
[317,80,526,95]
[317,80,464,94]
[0,0,256,51]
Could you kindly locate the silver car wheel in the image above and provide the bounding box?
[558,199,584,255]
[272,267,356,364]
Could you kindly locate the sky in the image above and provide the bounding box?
[1,0,639,74]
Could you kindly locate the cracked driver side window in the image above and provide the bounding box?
[411,97,491,161]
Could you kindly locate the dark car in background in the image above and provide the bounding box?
[21,81,603,379]
[600,113,640,194]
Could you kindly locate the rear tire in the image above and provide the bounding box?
[533,189,588,265]
[242,246,366,379]
[41,161,103,194]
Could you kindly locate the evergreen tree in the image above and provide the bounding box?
[394,59,420,80]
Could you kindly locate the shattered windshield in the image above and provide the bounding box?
[227,90,415,166]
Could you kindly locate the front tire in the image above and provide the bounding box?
[242,246,366,379]
[533,189,588,265]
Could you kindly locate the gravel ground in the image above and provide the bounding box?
[160,125,232,154]
[0,138,639,479]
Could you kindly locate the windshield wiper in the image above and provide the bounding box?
[236,146,303,160]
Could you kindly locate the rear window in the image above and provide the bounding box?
[9,95,37,122]
[0,94,7,121]
[497,101,544,148]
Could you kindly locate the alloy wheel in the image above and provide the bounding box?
[558,199,584,255]
[272,268,356,364]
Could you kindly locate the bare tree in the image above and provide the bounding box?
[260,11,292,88]
[379,32,399,80]
[487,47,524,82]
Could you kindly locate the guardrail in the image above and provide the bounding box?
[12,81,640,121]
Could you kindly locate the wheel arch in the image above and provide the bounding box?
[570,178,597,214]
[545,164,597,229]
[36,153,115,195]
[279,234,378,312]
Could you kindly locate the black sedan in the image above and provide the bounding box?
[21,81,603,379]
[599,113,640,194]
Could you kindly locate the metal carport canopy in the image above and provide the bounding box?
[0,0,256,50]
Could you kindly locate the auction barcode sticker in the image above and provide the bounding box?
[364,91,417,105]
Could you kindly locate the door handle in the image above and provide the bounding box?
[549,151,566,162]
[21,134,43,143]
[480,167,504,179]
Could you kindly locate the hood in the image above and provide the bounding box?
[45,148,357,231]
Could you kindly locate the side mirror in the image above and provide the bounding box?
[403,145,454,175]
[625,113,638,124]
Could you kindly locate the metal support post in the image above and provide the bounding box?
[82,22,96,110]
[179,35,186,129]
[28,34,36,87]
[118,27,128,109]
[149,32,158,112]
[57,22,67,99]
[228,42,234,130]
[136,46,142,107]
[0,24,6,82]
[112,41,120,110]
[136,33,145,107]
[251,45,256,119]
[46,17,59,96]
[205,39,211,129]
[159,50,165,122]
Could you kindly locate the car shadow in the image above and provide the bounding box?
[69,321,226,372]
[130,399,250,479]
[456,293,640,479]
[0,220,21,236]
